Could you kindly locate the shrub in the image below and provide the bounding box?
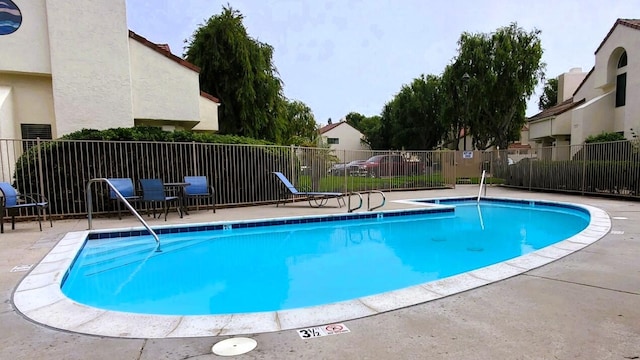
[14,127,290,215]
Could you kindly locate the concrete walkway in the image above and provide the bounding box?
[1,186,638,359]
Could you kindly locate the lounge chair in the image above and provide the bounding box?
[0,182,52,232]
[184,176,216,213]
[139,179,181,221]
[272,171,345,208]
[106,178,140,219]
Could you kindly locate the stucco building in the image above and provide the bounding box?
[0,0,218,141]
[528,19,639,158]
[318,120,370,162]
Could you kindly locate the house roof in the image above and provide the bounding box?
[527,97,585,121]
[595,19,640,54]
[128,30,200,73]
[508,142,531,150]
[318,122,344,134]
[200,91,220,103]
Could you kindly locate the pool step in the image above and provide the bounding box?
[79,236,210,276]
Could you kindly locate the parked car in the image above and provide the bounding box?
[328,160,367,176]
[357,155,425,178]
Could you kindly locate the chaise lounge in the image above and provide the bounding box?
[272,171,345,208]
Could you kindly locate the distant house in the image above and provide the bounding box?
[528,19,639,159]
[0,0,219,141]
[318,121,370,161]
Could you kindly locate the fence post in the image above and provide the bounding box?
[528,149,533,192]
[581,143,587,195]
[343,149,347,193]
[192,141,198,175]
[290,145,295,182]
[36,137,46,219]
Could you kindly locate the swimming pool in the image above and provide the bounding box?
[13,196,611,338]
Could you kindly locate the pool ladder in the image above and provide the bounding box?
[477,170,487,202]
[86,178,161,252]
[347,191,386,213]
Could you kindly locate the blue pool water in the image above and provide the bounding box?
[62,199,589,315]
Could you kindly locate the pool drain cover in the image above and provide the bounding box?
[212,337,257,356]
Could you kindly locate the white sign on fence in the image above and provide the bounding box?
[462,151,474,159]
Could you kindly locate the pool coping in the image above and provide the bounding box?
[11,197,611,339]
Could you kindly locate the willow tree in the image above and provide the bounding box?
[184,6,286,142]
[282,99,318,146]
[452,23,545,150]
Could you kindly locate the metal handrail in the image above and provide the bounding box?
[347,192,363,213]
[367,191,386,211]
[477,170,486,203]
[86,178,161,251]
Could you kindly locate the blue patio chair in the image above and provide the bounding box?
[139,179,181,221]
[106,178,140,220]
[184,176,216,213]
[272,171,345,208]
[0,182,52,233]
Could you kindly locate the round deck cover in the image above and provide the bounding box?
[211,337,257,356]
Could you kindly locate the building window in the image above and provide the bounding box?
[615,51,627,108]
[616,73,626,107]
[21,124,52,151]
[617,51,627,68]
[327,138,339,145]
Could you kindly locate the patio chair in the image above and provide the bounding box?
[272,171,345,208]
[0,182,52,232]
[139,178,181,221]
[106,178,140,220]
[184,176,216,213]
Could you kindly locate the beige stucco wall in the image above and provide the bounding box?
[0,86,15,139]
[558,68,586,102]
[45,0,134,135]
[571,91,615,142]
[0,73,54,138]
[529,119,552,140]
[129,39,200,122]
[0,0,51,75]
[192,96,219,132]
[0,86,16,179]
[323,123,370,161]
[591,25,639,140]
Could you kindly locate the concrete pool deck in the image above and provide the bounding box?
[1,186,639,359]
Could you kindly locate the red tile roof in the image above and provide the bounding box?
[156,43,171,53]
[527,97,585,121]
[318,122,343,134]
[128,30,200,73]
[508,142,531,149]
[595,19,640,54]
[200,91,220,103]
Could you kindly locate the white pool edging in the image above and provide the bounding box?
[12,199,611,338]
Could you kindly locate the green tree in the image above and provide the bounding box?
[358,115,383,148]
[345,112,366,131]
[282,99,318,146]
[538,78,558,110]
[184,6,286,142]
[379,74,446,150]
[451,23,545,150]
[440,63,468,150]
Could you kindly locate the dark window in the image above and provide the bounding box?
[616,73,626,107]
[617,51,627,68]
[20,124,52,151]
[327,138,339,145]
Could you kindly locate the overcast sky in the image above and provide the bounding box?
[126,0,640,126]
